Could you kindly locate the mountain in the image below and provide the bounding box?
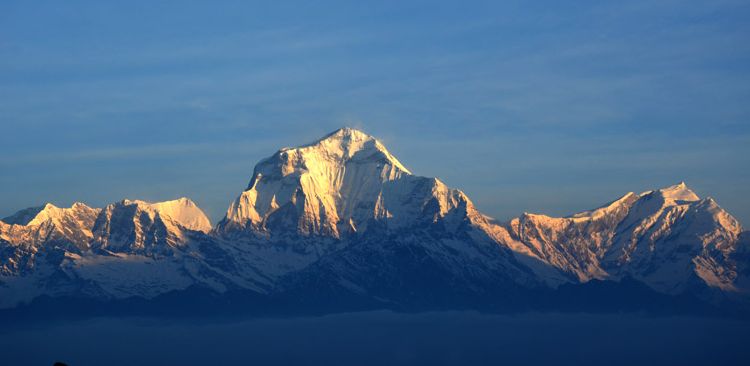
[1,202,100,252]
[1,128,748,315]
[1,202,100,279]
[92,198,212,255]
[213,128,546,307]
[0,198,247,308]
[217,127,488,240]
[501,183,747,299]
[218,127,412,237]
[214,128,539,293]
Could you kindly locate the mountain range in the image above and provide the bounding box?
[1,128,748,316]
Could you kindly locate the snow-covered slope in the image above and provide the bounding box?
[0,198,247,308]
[218,128,474,237]
[91,198,212,255]
[502,182,747,295]
[215,128,542,293]
[149,198,213,233]
[0,202,100,278]
[1,202,100,250]
[1,128,748,312]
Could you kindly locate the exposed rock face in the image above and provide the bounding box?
[0,203,100,276]
[0,128,748,312]
[502,183,747,295]
[0,198,224,307]
[213,128,542,293]
[1,202,100,250]
[217,128,476,238]
[91,198,212,255]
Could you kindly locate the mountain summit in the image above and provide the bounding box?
[0,128,748,314]
[218,127,475,239]
[505,180,746,295]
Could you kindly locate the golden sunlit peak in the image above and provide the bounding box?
[313,127,375,145]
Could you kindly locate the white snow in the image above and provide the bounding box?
[652,181,700,202]
[220,127,473,237]
[146,198,213,233]
[502,181,747,294]
[0,202,100,248]
[1,127,748,309]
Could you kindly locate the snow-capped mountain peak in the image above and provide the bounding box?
[218,127,429,237]
[138,197,212,233]
[1,205,47,226]
[1,202,96,227]
[568,192,639,222]
[26,202,94,227]
[91,197,212,255]
[641,181,700,203]
[1,129,748,314]
[111,198,212,233]
[291,127,411,174]
[502,181,748,295]
[0,202,101,251]
[246,127,411,188]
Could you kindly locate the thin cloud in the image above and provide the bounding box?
[0,141,281,166]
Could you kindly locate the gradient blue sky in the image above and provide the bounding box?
[1,0,749,225]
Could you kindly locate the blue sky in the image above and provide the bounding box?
[1,0,749,224]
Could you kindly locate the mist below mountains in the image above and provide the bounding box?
[2,311,748,366]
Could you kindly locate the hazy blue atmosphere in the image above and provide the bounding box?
[1,0,749,225]
[2,312,749,366]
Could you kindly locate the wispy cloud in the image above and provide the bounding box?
[0,140,285,166]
